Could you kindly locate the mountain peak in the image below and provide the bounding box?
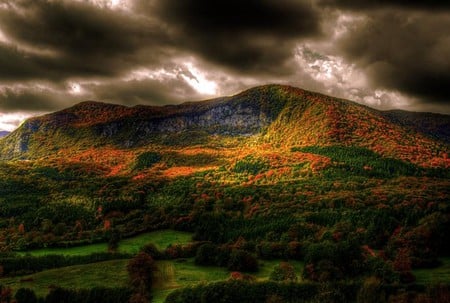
[0,85,448,167]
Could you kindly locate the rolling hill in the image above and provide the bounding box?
[0,85,448,168]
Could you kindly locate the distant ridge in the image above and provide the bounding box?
[0,131,10,138]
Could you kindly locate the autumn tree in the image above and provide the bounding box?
[107,228,120,252]
[127,252,158,302]
[269,262,297,282]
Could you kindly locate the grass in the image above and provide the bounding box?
[0,256,304,303]
[0,259,129,298]
[19,230,192,257]
[413,258,450,285]
[152,259,230,303]
[151,259,304,303]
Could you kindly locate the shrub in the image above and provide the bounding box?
[195,243,218,266]
[233,156,268,175]
[134,152,161,170]
[140,243,163,260]
[15,288,38,303]
[269,262,297,282]
[227,250,258,272]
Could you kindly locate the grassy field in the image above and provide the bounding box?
[0,257,304,302]
[152,259,304,303]
[0,259,129,298]
[413,258,450,285]
[18,230,193,257]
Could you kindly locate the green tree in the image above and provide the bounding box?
[227,250,258,272]
[195,243,218,266]
[269,262,297,282]
[15,288,38,303]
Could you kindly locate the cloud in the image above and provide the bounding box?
[0,112,37,132]
[0,83,73,111]
[0,0,172,80]
[335,11,450,105]
[136,0,321,74]
[319,0,450,11]
[0,0,449,132]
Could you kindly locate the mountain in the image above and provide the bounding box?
[381,110,450,144]
[0,131,10,138]
[0,84,448,167]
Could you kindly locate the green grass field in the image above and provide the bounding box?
[1,257,304,303]
[413,258,450,285]
[19,230,192,257]
[145,259,303,303]
[0,259,129,298]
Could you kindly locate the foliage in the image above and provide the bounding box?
[0,253,130,277]
[269,262,297,282]
[127,252,157,300]
[227,250,258,272]
[164,280,359,303]
[233,156,269,175]
[195,243,219,266]
[134,152,161,170]
[45,287,132,303]
[292,146,420,178]
[15,288,38,303]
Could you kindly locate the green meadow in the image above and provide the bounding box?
[18,230,193,257]
[1,257,304,302]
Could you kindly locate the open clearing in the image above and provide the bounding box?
[18,230,192,257]
[413,258,450,285]
[1,257,304,302]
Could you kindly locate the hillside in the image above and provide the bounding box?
[0,85,448,168]
[0,85,449,302]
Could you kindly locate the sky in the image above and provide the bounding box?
[0,0,449,131]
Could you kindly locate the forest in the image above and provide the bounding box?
[0,143,448,302]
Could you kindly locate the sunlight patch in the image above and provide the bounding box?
[181,62,217,95]
[0,112,36,131]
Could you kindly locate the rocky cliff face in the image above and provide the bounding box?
[0,85,289,159]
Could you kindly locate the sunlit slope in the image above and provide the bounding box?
[0,84,448,167]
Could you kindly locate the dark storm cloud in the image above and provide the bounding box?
[136,0,321,74]
[0,0,321,80]
[336,11,450,104]
[0,45,43,80]
[0,0,171,80]
[0,86,64,111]
[319,0,450,10]
[0,0,449,129]
[88,78,204,106]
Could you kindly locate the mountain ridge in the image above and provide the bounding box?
[0,85,448,167]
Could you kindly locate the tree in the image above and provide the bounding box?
[127,252,157,302]
[195,243,218,266]
[15,288,38,303]
[227,250,258,272]
[107,228,120,252]
[356,277,386,303]
[140,243,163,259]
[269,262,297,282]
[0,285,12,303]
